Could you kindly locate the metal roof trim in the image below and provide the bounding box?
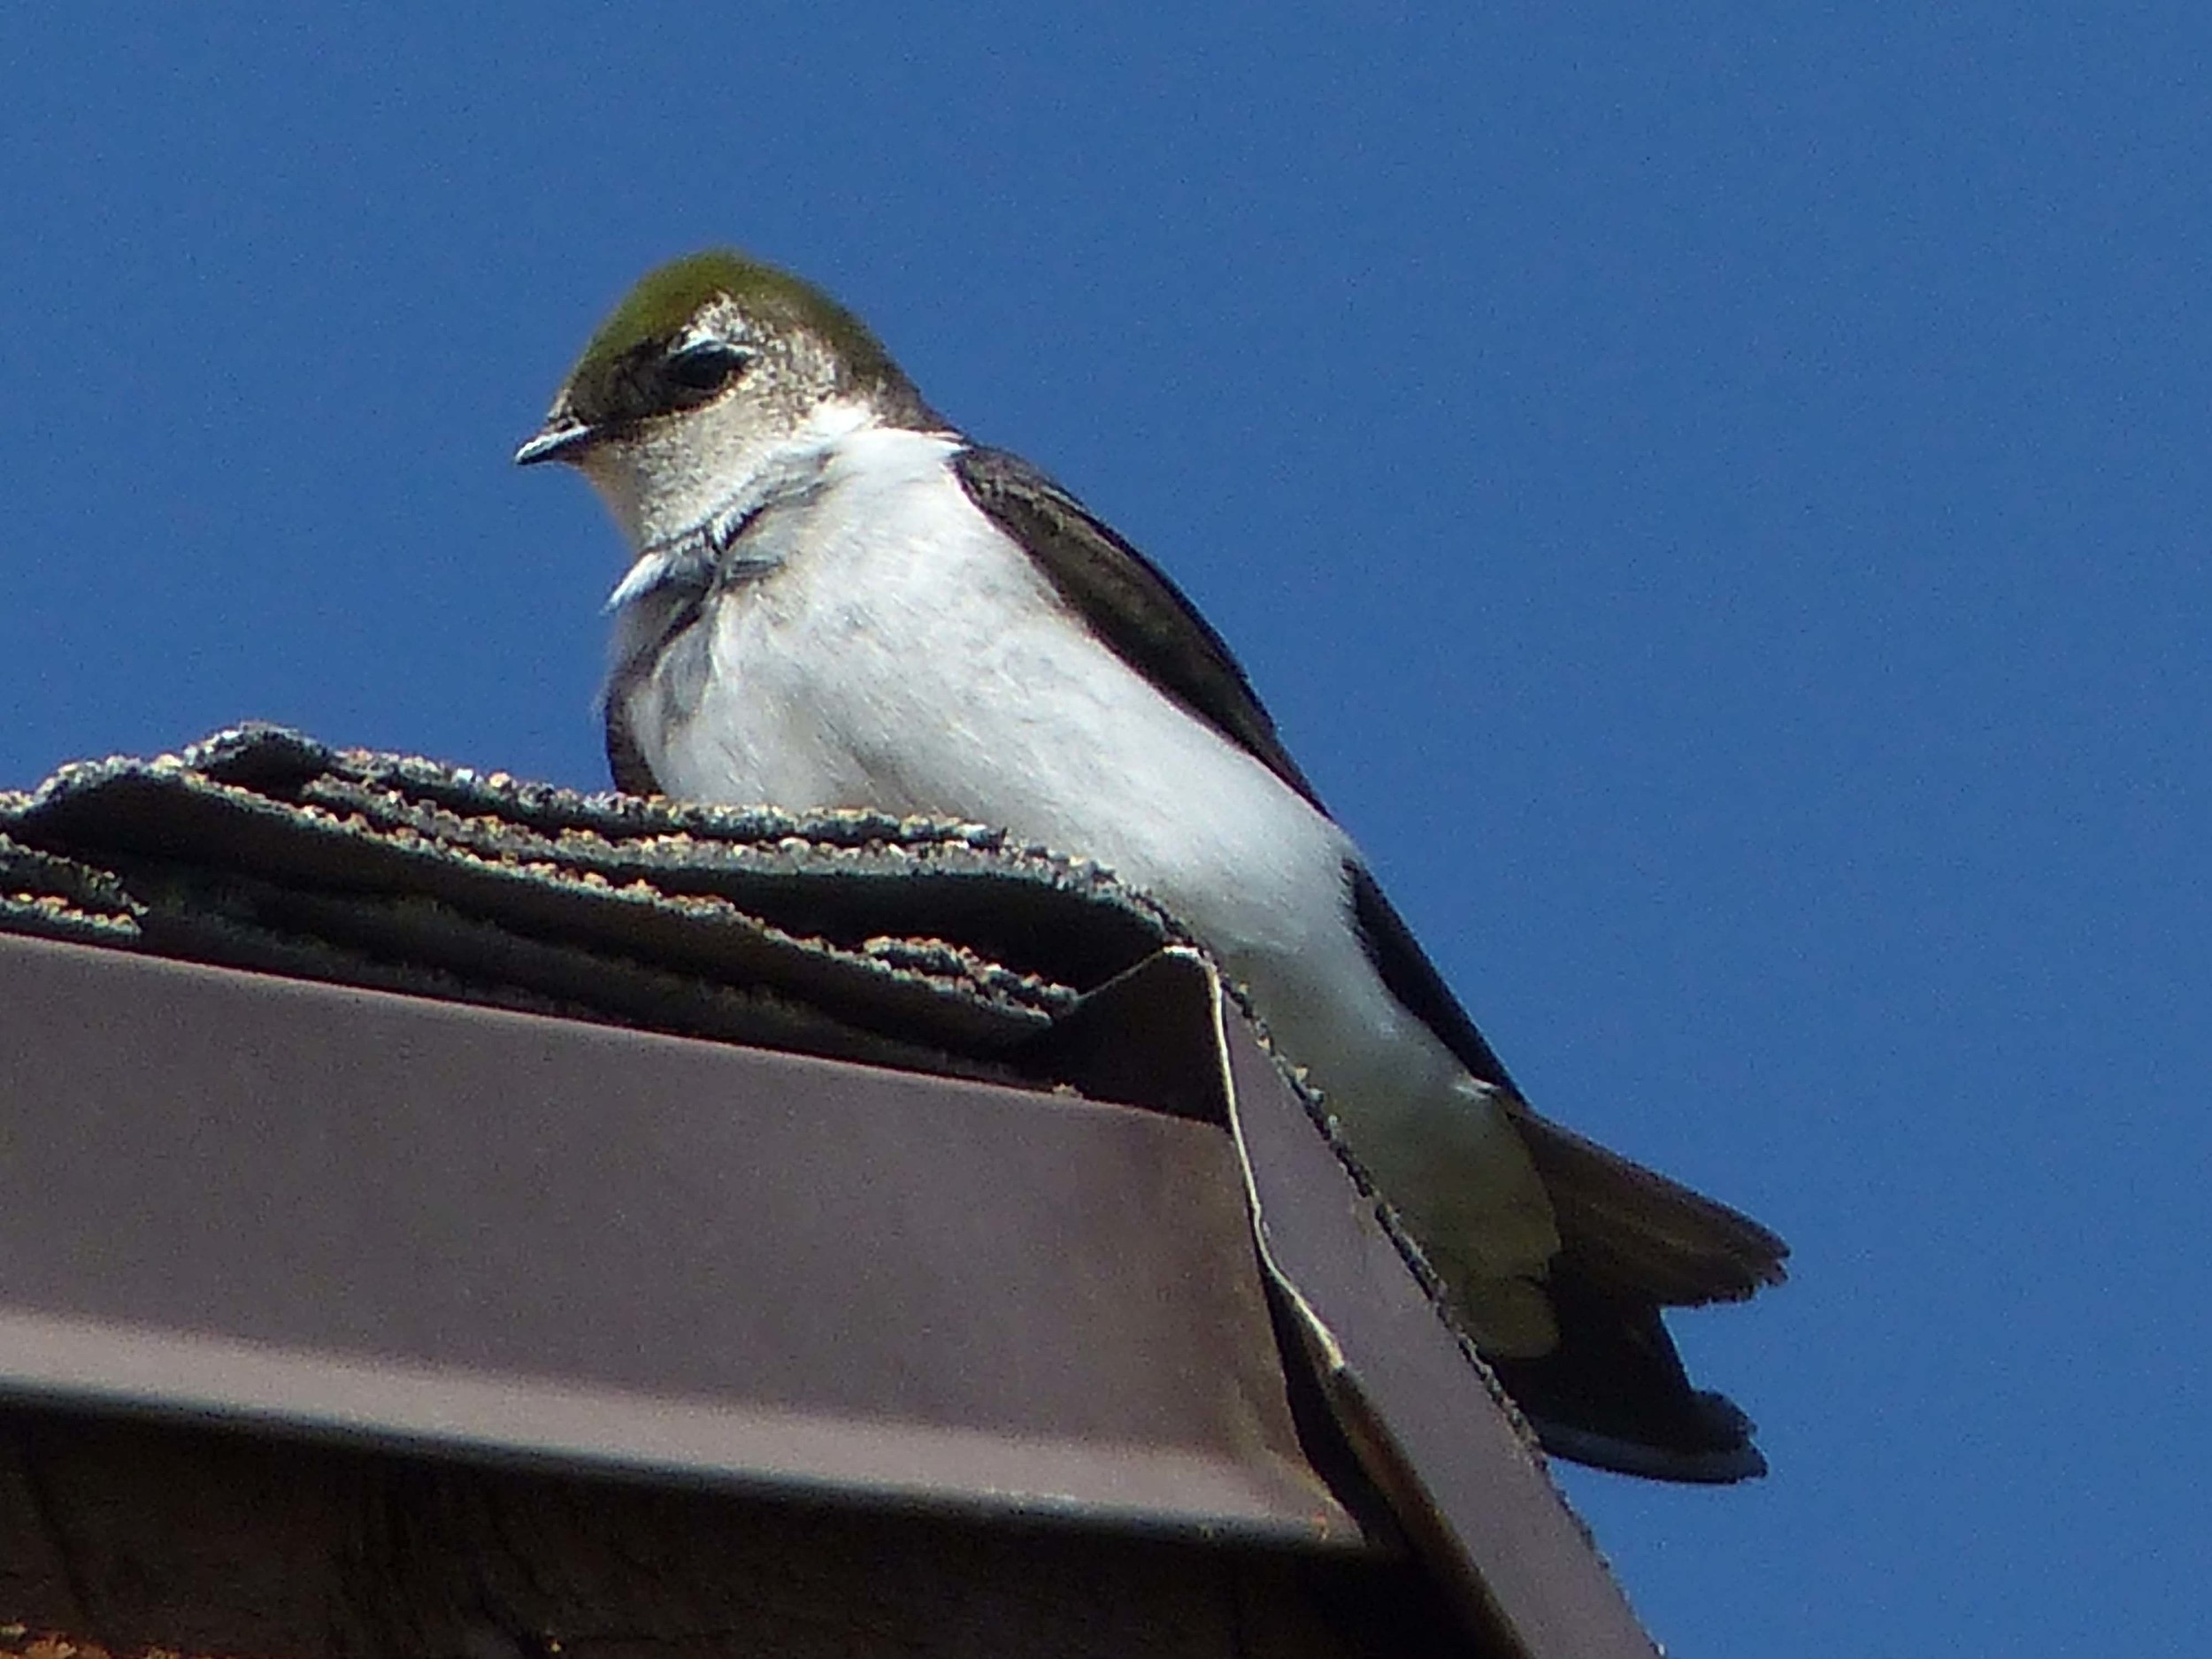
[0,1307,1349,1546]
[0,933,1357,1549]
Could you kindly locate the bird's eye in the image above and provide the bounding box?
[666,342,751,397]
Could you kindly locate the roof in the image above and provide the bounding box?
[0,726,1663,1658]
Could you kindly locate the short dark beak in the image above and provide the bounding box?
[514,413,597,466]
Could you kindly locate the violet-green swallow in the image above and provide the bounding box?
[518,250,1786,1482]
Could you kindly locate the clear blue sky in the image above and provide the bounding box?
[7,8,2206,1652]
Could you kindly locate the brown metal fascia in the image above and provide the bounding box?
[0,931,1357,1548]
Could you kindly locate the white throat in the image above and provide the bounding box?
[585,395,888,566]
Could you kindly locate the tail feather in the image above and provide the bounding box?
[1488,1263,1770,1484]
[1508,1106,1789,1308]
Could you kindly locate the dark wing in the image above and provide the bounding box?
[602,576,715,799]
[951,446,1326,811]
[603,680,664,797]
[1346,862,1520,1092]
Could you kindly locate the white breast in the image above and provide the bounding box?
[630,430,1330,940]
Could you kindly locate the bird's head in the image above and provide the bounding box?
[516,249,937,550]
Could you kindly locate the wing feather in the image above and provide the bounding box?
[951,447,1325,810]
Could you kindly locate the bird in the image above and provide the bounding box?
[518,249,1787,1482]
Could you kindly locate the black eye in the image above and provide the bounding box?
[666,342,751,397]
